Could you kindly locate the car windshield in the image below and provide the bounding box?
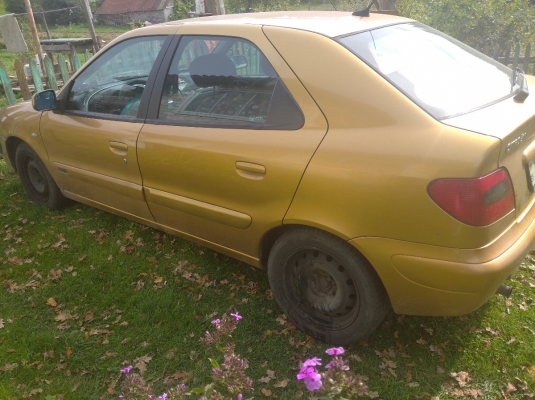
[338,22,515,120]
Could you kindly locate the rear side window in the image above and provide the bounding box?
[157,35,303,130]
[339,23,515,120]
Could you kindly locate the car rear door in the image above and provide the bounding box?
[137,25,328,262]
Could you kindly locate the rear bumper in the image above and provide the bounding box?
[349,198,535,316]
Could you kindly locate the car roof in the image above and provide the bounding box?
[162,11,412,38]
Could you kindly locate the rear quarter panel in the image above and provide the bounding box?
[263,26,508,249]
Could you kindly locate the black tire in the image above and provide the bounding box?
[15,143,68,210]
[267,227,390,345]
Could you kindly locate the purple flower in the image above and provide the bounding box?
[297,366,323,391]
[326,347,345,356]
[120,365,133,374]
[211,319,221,325]
[157,394,167,400]
[325,361,335,369]
[302,357,322,368]
[237,394,243,400]
[231,312,242,321]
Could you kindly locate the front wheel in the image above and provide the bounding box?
[15,143,69,210]
[268,227,390,345]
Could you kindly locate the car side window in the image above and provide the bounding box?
[158,35,301,128]
[66,36,166,117]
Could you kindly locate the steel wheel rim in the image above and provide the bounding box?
[285,248,360,329]
[23,156,49,201]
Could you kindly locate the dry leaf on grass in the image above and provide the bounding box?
[274,379,290,388]
[134,355,152,375]
[163,371,191,385]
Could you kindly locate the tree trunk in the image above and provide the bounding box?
[377,0,396,10]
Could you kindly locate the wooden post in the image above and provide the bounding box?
[81,0,100,52]
[38,8,51,40]
[205,0,225,14]
[378,0,396,10]
[23,0,46,76]
[14,59,32,101]
[512,44,520,72]
[523,43,531,73]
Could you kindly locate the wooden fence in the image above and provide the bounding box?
[0,49,91,106]
[1,41,535,107]
[477,43,535,75]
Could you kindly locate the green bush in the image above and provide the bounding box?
[169,0,194,20]
[398,0,535,49]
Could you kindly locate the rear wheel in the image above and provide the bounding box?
[15,143,68,210]
[268,227,390,345]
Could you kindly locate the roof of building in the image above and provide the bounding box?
[96,0,172,15]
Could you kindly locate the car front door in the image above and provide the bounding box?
[137,27,328,263]
[40,34,174,220]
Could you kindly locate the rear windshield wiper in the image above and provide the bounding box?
[514,68,529,103]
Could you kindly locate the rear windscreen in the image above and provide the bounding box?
[338,23,515,120]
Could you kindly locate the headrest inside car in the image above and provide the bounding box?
[189,54,237,88]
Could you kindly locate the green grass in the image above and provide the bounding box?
[1,158,535,399]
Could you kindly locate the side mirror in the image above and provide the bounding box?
[32,90,57,111]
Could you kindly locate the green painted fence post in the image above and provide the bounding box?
[29,59,44,93]
[85,49,92,64]
[44,54,58,90]
[73,53,82,72]
[57,54,70,84]
[0,61,16,105]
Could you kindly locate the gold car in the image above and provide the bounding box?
[1,11,534,345]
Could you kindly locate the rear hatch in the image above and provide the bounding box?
[444,75,535,217]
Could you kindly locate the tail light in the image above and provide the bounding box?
[428,168,514,226]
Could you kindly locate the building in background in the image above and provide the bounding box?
[95,0,173,25]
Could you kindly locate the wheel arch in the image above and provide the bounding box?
[5,136,24,173]
[259,224,389,295]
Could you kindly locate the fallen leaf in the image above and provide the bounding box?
[66,347,72,358]
[163,371,191,385]
[0,319,3,329]
[165,348,176,359]
[274,379,290,388]
[46,298,57,307]
[84,311,94,322]
[100,351,116,360]
[451,371,472,387]
[261,388,272,397]
[404,370,413,382]
[0,363,18,371]
[506,382,517,393]
[134,354,152,375]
